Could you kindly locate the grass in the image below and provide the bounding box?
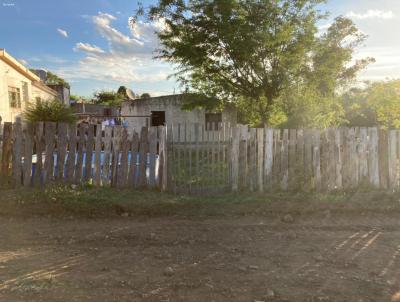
[0,185,400,218]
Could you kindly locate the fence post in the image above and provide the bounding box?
[159,126,168,191]
[368,127,380,187]
[12,118,22,187]
[138,127,149,187]
[1,122,12,182]
[388,130,398,190]
[231,126,240,191]
[148,127,158,188]
[257,128,264,193]
[22,122,34,187]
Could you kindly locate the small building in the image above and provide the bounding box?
[121,94,237,131]
[0,49,58,122]
[71,102,120,124]
[47,84,70,106]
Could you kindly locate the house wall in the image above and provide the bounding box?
[0,54,56,122]
[121,95,237,133]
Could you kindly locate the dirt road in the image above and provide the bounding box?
[1,207,400,302]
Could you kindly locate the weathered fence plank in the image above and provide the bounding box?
[281,129,289,190]
[379,129,389,189]
[257,128,264,193]
[12,119,22,187]
[231,126,240,191]
[43,122,56,184]
[148,127,158,188]
[264,128,273,189]
[56,123,68,181]
[128,130,139,187]
[1,123,13,180]
[102,126,112,186]
[111,126,122,187]
[312,130,321,191]
[93,125,102,186]
[65,124,76,184]
[118,127,130,187]
[22,123,34,186]
[138,127,149,187]
[84,124,95,182]
[368,127,380,187]
[388,130,398,190]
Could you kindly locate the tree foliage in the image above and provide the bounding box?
[343,80,400,129]
[46,71,70,88]
[136,1,374,127]
[24,100,76,123]
[92,90,125,107]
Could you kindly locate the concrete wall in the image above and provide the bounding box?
[121,94,237,133]
[0,59,56,122]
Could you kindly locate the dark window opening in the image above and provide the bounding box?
[205,113,222,130]
[151,111,166,126]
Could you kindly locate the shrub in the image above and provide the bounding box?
[24,99,76,123]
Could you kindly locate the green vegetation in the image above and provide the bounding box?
[92,86,133,106]
[140,93,151,99]
[1,185,400,218]
[45,71,70,88]
[343,80,400,129]
[24,99,76,123]
[137,1,373,127]
[31,70,70,89]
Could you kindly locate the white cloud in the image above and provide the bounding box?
[346,10,395,20]
[354,47,400,81]
[18,59,28,66]
[57,28,68,38]
[74,42,105,54]
[61,12,172,85]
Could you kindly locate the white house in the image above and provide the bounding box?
[0,49,58,122]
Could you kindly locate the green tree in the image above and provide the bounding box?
[137,0,326,124]
[266,17,374,128]
[24,99,76,123]
[343,80,400,128]
[140,93,151,99]
[92,90,125,107]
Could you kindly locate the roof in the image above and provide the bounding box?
[0,49,58,96]
[32,81,58,97]
[123,94,182,105]
[0,49,40,81]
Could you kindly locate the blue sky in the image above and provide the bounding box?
[1,0,400,97]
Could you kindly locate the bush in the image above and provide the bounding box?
[24,99,76,123]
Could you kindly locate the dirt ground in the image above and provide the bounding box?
[1,191,400,301]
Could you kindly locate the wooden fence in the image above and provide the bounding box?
[1,120,400,193]
[166,124,400,193]
[0,120,167,189]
